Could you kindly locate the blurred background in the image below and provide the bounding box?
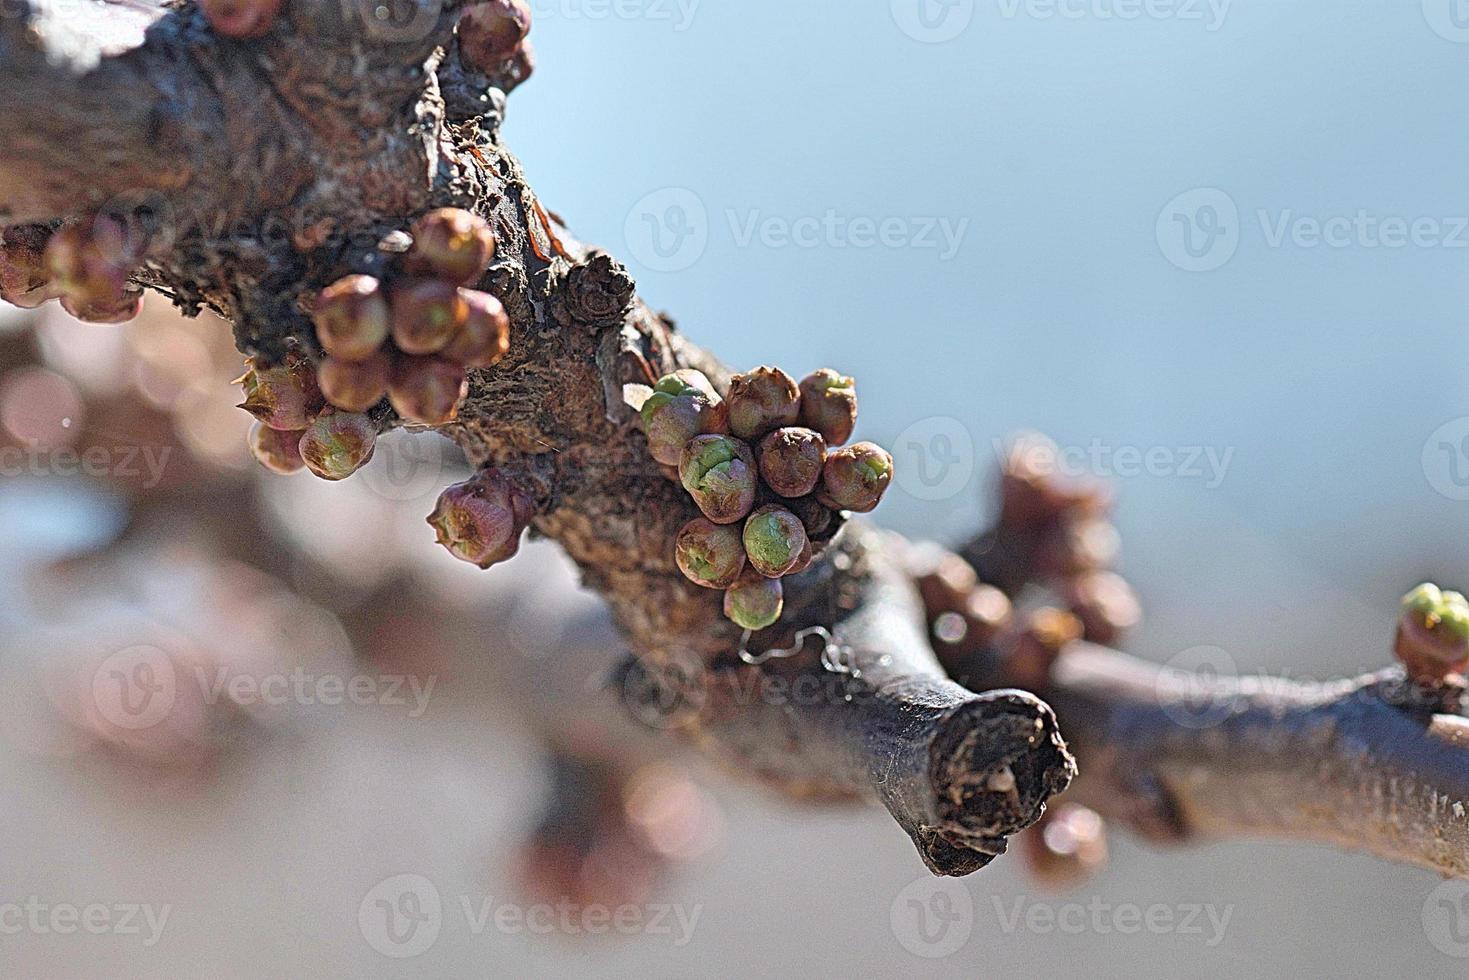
[3,0,1469,975]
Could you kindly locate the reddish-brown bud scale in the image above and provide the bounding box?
[459,0,533,71]
[427,470,535,569]
[0,225,55,309]
[200,0,281,38]
[674,518,746,589]
[742,505,808,579]
[678,434,758,525]
[60,289,143,324]
[726,366,800,441]
[442,289,511,368]
[391,279,469,355]
[318,353,391,413]
[723,570,784,631]
[313,275,391,361]
[247,423,306,475]
[298,410,376,481]
[784,538,815,577]
[237,354,325,431]
[817,442,893,513]
[389,356,467,425]
[787,495,835,541]
[45,220,134,312]
[797,369,857,446]
[756,427,826,498]
[405,209,497,286]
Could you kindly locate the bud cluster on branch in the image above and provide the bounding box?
[628,365,892,630]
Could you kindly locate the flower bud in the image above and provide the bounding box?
[1395,583,1469,683]
[1062,570,1141,646]
[427,470,535,569]
[247,422,305,475]
[641,372,719,466]
[201,0,281,38]
[817,442,892,513]
[742,505,808,579]
[390,279,469,355]
[723,570,783,631]
[797,368,857,446]
[237,353,324,431]
[726,366,800,441]
[313,275,390,361]
[318,352,391,413]
[674,517,746,589]
[298,410,376,481]
[678,434,757,525]
[388,356,466,425]
[405,209,497,286]
[45,220,134,311]
[60,289,143,324]
[786,495,835,542]
[459,0,532,71]
[0,225,54,309]
[441,289,511,368]
[756,426,826,498]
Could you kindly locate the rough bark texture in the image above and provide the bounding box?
[0,0,1074,875]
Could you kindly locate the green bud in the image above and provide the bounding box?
[742,505,808,579]
[817,442,893,513]
[427,470,534,569]
[1402,583,1443,618]
[797,368,857,446]
[640,371,721,466]
[723,570,784,631]
[674,517,746,589]
[298,410,377,481]
[679,434,757,525]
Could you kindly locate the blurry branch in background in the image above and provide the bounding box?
[914,434,1469,881]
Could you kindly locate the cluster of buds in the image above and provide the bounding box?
[458,0,536,90]
[310,208,509,426]
[426,468,534,569]
[988,433,1140,646]
[239,350,378,481]
[1,220,143,324]
[634,365,891,631]
[1395,583,1469,685]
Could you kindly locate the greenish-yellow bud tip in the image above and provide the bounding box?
[745,512,797,570]
[1402,582,1469,642]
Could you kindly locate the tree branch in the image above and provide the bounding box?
[0,0,1075,874]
